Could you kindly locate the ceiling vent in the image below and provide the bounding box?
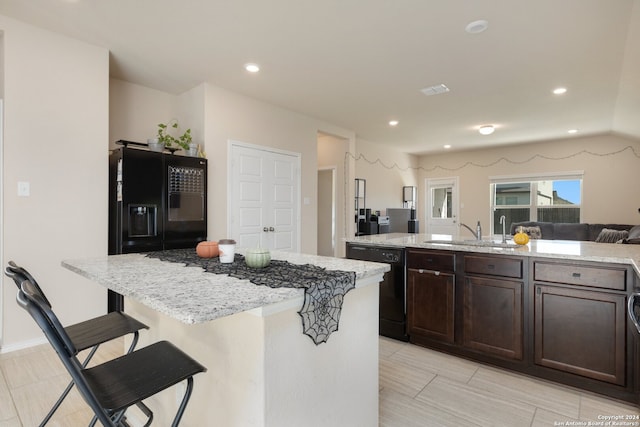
[421,84,450,96]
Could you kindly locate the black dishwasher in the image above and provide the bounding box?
[346,243,408,341]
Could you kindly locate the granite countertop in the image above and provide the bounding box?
[62,250,390,324]
[346,233,640,276]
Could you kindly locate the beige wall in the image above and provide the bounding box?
[1,16,109,348]
[109,80,355,256]
[109,78,177,148]
[353,138,419,216]
[201,83,355,254]
[418,133,640,235]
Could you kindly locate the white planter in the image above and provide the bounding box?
[147,138,164,152]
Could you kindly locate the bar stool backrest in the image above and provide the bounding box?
[16,279,77,358]
[6,261,52,307]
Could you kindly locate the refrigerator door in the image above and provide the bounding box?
[109,148,164,255]
[163,155,208,249]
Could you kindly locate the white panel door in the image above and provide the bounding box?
[426,177,460,237]
[230,142,300,252]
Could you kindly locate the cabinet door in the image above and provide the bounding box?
[407,268,455,343]
[534,284,626,385]
[463,276,523,360]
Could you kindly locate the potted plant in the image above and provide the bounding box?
[156,120,193,153]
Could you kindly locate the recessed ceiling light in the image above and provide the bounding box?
[465,20,489,34]
[244,63,260,73]
[567,129,578,134]
[444,144,452,149]
[478,125,495,135]
[389,120,399,126]
[553,87,567,95]
[420,84,450,96]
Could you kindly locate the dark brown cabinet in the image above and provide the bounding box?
[463,275,524,360]
[408,268,455,343]
[404,248,638,403]
[407,250,455,344]
[462,255,524,360]
[533,261,628,385]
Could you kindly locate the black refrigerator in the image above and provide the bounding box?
[108,145,208,310]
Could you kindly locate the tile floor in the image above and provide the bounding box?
[1,336,639,426]
[379,337,640,427]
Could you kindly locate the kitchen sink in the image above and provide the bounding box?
[424,239,521,249]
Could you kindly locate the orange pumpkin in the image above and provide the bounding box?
[196,241,219,258]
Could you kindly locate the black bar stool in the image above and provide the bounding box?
[5,262,149,425]
[16,278,207,426]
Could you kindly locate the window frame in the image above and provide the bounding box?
[489,171,583,236]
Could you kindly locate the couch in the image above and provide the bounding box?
[509,221,640,242]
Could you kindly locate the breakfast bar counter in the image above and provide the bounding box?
[63,250,389,427]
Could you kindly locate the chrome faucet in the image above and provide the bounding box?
[499,215,507,243]
[460,221,482,240]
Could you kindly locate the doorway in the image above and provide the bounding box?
[228,141,301,252]
[317,167,336,256]
[426,177,460,236]
[317,132,349,257]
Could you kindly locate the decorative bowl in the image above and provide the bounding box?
[245,248,271,268]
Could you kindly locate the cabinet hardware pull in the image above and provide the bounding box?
[628,292,640,334]
[536,287,541,295]
[572,272,581,278]
[488,265,495,269]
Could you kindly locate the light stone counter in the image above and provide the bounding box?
[346,233,640,276]
[62,250,390,324]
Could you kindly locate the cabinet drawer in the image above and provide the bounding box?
[534,262,626,290]
[407,250,455,272]
[464,255,523,279]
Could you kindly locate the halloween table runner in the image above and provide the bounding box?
[146,249,356,345]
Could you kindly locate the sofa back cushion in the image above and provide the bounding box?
[553,223,589,241]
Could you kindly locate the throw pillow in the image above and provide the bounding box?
[595,228,629,243]
[520,226,542,239]
[628,225,640,240]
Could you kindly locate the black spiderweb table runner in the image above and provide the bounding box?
[146,249,356,345]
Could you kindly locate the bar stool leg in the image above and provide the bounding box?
[40,332,140,426]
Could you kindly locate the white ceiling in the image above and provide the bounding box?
[1,0,639,154]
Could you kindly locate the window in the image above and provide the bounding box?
[490,173,582,235]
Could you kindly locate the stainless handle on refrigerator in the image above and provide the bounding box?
[628,291,640,334]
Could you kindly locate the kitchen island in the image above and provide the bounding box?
[346,233,640,404]
[62,250,389,427]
